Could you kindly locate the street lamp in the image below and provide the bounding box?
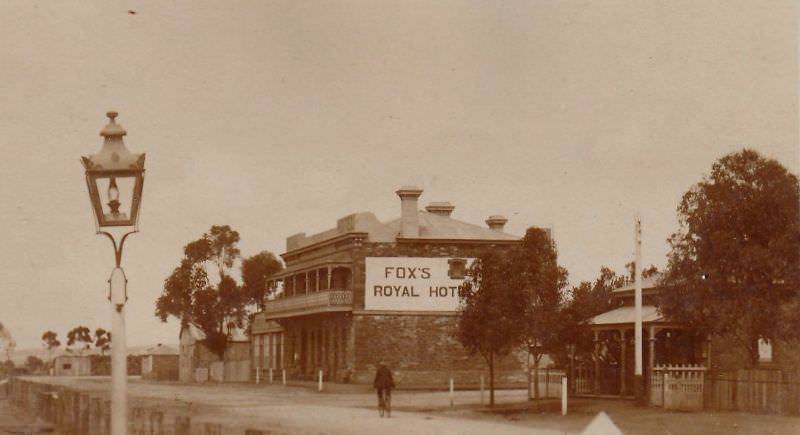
[81,111,145,435]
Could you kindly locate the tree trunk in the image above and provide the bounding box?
[489,351,495,407]
[526,350,532,401]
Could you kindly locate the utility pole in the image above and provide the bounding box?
[634,215,644,405]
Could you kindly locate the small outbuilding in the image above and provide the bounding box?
[53,352,92,376]
[179,324,251,383]
[140,344,179,381]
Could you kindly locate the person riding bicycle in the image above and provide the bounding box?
[373,362,395,417]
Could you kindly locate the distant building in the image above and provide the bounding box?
[251,186,527,386]
[53,352,91,376]
[179,324,250,383]
[140,344,179,381]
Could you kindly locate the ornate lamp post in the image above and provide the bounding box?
[81,111,145,435]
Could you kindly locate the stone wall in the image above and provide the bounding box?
[342,240,524,386]
[347,240,524,386]
[351,312,526,386]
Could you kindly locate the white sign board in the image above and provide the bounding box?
[365,257,474,311]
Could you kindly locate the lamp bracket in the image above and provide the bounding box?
[98,230,137,268]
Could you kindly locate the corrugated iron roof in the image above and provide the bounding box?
[587,305,664,325]
[141,344,178,356]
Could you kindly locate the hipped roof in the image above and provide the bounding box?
[587,305,664,326]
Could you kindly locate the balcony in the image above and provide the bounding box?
[263,289,353,319]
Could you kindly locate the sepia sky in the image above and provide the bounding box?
[0,1,797,350]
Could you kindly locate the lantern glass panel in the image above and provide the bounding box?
[93,175,137,224]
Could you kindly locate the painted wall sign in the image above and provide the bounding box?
[364,257,474,311]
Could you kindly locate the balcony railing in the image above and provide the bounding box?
[263,289,353,318]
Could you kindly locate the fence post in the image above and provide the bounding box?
[318,370,323,392]
[543,368,548,398]
[449,378,454,408]
[480,375,485,405]
[269,368,274,384]
[561,377,567,416]
[282,369,287,385]
[256,367,260,384]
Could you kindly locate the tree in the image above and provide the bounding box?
[25,355,45,373]
[558,267,623,365]
[508,227,569,405]
[241,251,284,309]
[67,326,93,355]
[456,251,525,406]
[156,225,248,359]
[41,330,60,351]
[94,328,111,355]
[624,262,659,282]
[659,149,800,366]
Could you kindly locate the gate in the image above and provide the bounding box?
[530,368,566,399]
[651,364,706,410]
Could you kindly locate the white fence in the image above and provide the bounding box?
[530,368,566,399]
[650,364,706,411]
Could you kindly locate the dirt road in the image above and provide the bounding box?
[19,377,557,434]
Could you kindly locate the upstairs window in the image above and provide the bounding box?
[448,258,467,279]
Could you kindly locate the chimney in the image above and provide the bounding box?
[425,201,455,217]
[396,186,423,237]
[486,215,508,232]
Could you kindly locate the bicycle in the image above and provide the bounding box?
[377,388,392,418]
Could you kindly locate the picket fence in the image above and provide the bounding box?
[529,368,566,399]
[650,364,706,411]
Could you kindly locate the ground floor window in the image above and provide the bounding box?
[758,338,773,363]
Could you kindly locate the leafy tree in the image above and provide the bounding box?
[508,227,569,404]
[241,251,284,309]
[41,330,60,351]
[456,251,525,406]
[25,355,45,373]
[156,225,248,359]
[67,326,93,355]
[624,262,659,282]
[94,328,111,355]
[558,267,623,365]
[659,149,800,366]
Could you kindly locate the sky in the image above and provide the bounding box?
[0,1,797,351]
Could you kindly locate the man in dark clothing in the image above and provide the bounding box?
[373,363,395,417]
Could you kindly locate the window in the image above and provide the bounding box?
[758,338,773,363]
[448,258,467,279]
[62,363,72,370]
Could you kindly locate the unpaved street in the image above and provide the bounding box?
[19,377,556,434]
